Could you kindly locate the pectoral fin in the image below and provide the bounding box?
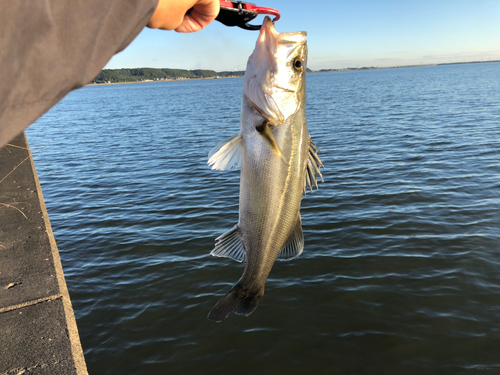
[208,134,243,170]
[277,215,304,261]
[256,122,287,164]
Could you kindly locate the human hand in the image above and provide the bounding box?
[147,0,220,32]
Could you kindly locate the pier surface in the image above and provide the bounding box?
[0,133,87,375]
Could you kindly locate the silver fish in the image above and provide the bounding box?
[207,17,323,322]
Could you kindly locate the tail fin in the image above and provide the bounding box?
[208,282,264,322]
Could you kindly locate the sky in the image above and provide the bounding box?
[105,0,500,71]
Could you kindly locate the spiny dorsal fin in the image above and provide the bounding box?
[211,225,246,263]
[277,215,304,261]
[304,138,324,194]
[208,134,243,170]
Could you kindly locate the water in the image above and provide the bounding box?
[27,62,500,374]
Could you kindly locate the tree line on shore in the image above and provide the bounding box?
[92,61,496,84]
[91,68,245,83]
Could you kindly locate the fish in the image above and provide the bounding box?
[206,17,323,322]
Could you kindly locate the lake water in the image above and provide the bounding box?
[27,62,500,374]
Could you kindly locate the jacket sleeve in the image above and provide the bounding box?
[0,0,158,147]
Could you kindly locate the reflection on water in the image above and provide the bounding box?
[28,62,500,374]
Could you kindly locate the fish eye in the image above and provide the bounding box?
[293,58,304,71]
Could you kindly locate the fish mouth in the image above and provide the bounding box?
[259,17,307,48]
[257,17,279,55]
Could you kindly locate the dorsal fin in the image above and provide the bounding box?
[277,215,304,261]
[304,138,324,194]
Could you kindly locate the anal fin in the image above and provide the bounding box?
[211,225,246,263]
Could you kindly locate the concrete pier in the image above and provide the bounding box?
[0,133,87,375]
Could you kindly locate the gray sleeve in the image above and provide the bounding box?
[0,0,159,147]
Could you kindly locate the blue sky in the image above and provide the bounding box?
[106,0,500,71]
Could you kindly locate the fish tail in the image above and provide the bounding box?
[208,282,264,323]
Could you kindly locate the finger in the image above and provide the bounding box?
[175,0,219,33]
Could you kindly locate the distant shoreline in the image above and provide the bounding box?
[88,67,246,86]
[87,75,240,86]
[314,59,500,73]
[87,59,499,86]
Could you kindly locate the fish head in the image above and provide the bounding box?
[244,17,307,125]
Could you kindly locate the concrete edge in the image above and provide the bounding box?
[25,133,89,375]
